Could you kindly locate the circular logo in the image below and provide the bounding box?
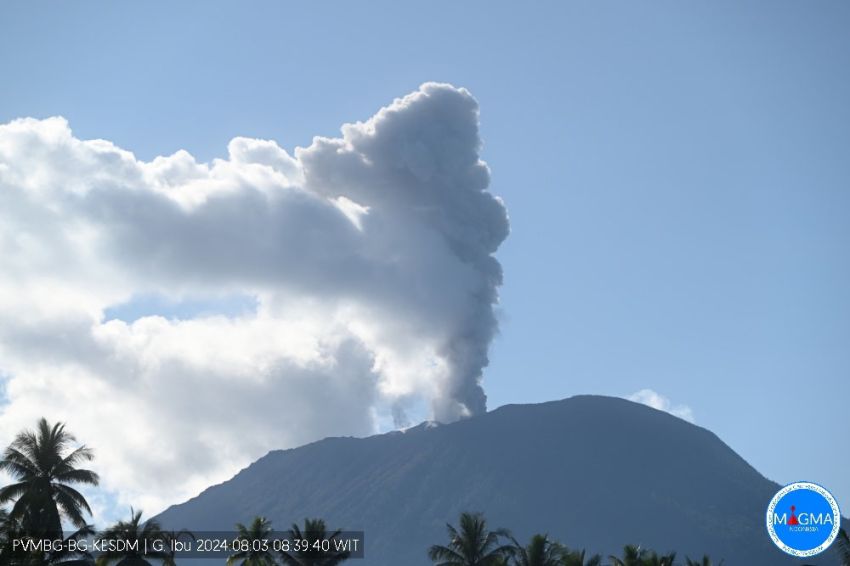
[766,481,841,557]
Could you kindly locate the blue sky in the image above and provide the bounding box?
[1,1,848,515]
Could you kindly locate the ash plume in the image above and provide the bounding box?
[0,83,508,513]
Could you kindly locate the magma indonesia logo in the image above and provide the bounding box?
[766,481,841,557]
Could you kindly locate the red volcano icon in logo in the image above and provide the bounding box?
[788,505,800,526]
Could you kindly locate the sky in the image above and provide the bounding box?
[1,1,848,523]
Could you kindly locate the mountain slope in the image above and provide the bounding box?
[156,396,834,564]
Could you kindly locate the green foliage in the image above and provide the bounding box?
[160,529,196,566]
[609,544,647,566]
[228,516,277,566]
[507,533,566,566]
[0,508,11,557]
[609,546,680,566]
[641,550,676,566]
[278,517,351,566]
[0,418,99,540]
[428,512,513,566]
[0,519,98,565]
[560,548,602,566]
[94,508,170,566]
[46,525,97,565]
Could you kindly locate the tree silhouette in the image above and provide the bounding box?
[228,516,277,566]
[0,418,99,539]
[559,548,602,566]
[0,508,14,563]
[428,512,513,566]
[95,508,170,566]
[278,517,350,566]
[161,528,196,566]
[641,550,676,566]
[609,545,648,566]
[46,524,97,565]
[835,528,850,566]
[0,511,95,566]
[507,533,565,566]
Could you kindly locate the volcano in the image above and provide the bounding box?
[156,396,843,564]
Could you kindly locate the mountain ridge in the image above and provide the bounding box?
[157,395,843,565]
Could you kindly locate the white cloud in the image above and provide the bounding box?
[627,389,695,423]
[0,83,509,518]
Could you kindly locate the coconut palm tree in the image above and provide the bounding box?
[0,508,13,562]
[227,516,277,566]
[0,512,95,566]
[0,419,99,539]
[161,528,196,566]
[559,548,602,566]
[428,512,513,566]
[278,517,350,566]
[507,534,565,566]
[835,528,850,566]
[642,551,676,566]
[45,524,97,565]
[95,508,170,566]
[608,545,648,566]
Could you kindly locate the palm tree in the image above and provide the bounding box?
[0,512,95,566]
[609,545,648,566]
[428,512,513,566]
[507,534,565,566]
[0,508,13,562]
[559,548,602,566]
[835,528,850,566]
[45,524,97,565]
[161,528,196,566]
[685,556,724,566]
[95,508,170,566]
[0,418,99,539]
[278,517,350,566]
[227,516,277,566]
[642,551,676,566]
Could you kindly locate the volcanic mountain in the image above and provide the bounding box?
[156,396,843,564]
